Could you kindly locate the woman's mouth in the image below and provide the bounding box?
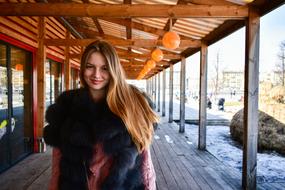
[90,79,103,85]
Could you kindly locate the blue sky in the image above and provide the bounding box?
[183,4,285,78]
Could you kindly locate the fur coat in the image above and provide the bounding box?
[44,88,147,190]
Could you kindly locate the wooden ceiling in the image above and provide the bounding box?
[0,0,284,79]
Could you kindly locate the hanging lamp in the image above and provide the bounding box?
[151,48,164,62]
[162,18,180,49]
[146,59,156,69]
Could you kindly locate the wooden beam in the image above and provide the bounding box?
[44,38,201,48]
[0,3,248,18]
[198,42,208,150]
[179,57,186,133]
[242,7,260,190]
[69,52,180,59]
[162,69,166,116]
[36,17,46,152]
[181,0,239,5]
[251,0,285,16]
[64,31,71,91]
[169,64,174,123]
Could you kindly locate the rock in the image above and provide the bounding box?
[230,109,285,155]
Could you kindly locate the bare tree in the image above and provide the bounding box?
[275,40,285,86]
[210,51,224,100]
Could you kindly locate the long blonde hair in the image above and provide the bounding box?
[80,40,159,152]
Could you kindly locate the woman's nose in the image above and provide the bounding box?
[93,68,101,78]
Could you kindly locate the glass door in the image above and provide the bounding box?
[0,42,33,173]
[0,44,9,172]
[10,46,33,163]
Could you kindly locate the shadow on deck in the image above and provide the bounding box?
[0,117,284,190]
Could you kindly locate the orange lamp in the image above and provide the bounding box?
[146,60,156,69]
[162,31,180,49]
[151,48,164,62]
[15,64,23,71]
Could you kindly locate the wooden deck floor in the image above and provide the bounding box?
[0,118,284,190]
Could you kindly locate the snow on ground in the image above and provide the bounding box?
[184,124,285,183]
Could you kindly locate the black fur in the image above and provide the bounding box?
[44,88,145,190]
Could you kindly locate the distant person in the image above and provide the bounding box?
[218,98,225,111]
[207,98,212,109]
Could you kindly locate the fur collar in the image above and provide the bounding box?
[44,89,144,190]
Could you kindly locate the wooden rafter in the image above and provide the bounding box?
[81,0,104,34]
[0,3,248,18]
[44,38,201,48]
[70,52,180,60]
[180,0,240,5]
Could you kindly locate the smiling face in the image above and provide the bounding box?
[83,52,110,93]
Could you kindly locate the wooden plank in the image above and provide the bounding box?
[36,17,46,141]
[0,4,249,18]
[198,42,208,150]
[0,149,52,189]
[152,138,181,189]
[46,19,66,39]
[150,142,171,190]
[26,167,51,190]
[242,7,260,190]
[0,23,38,47]
[154,134,192,189]
[48,17,67,34]
[159,123,213,190]
[179,57,186,133]
[7,16,37,34]
[163,122,242,189]
[157,126,201,189]
[0,16,37,39]
[21,16,38,28]
[44,38,201,48]
[46,48,65,60]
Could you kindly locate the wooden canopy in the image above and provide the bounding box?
[0,0,284,79]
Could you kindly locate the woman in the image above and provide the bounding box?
[44,40,159,190]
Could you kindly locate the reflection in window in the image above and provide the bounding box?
[45,59,62,107]
[0,44,7,110]
[71,67,80,89]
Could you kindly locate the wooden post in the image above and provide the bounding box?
[162,69,166,116]
[242,7,260,190]
[169,64,174,123]
[150,77,153,101]
[198,42,208,150]
[157,72,161,112]
[154,74,157,109]
[36,17,46,153]
[146,79,149,94]
[179,57,186,133]
[64,31,71,91]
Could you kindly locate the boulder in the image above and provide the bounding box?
[230,109,285,155]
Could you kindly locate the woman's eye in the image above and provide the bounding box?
[86,65,93,69]
[102,67,108,71]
